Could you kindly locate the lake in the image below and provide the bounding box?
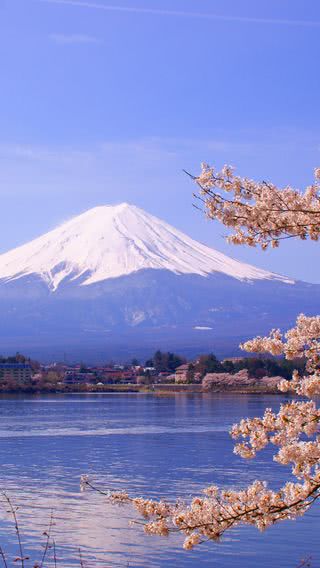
[0,393,318,567]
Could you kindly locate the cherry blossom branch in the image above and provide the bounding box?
[81,475,320,550]
[189,164,320,248]
[81,164,320,551]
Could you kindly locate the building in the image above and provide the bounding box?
[222,357,246,364]
[0,363,32,383]
[94,367,137,384]
[63,371,96,385]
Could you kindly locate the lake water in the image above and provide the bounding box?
[0,393,319,567]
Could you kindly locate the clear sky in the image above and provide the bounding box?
[1,0,320,282]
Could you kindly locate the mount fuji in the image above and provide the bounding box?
[0,203,318,361]
[0,203,293,289]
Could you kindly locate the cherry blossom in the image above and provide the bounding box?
[192,164,320,249]
[84,165,320,550]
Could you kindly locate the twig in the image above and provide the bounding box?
[0,546,8,568]
[53,538,57,568]
[39,510,55,568]
[296,557,312,568]
[1,492,28,567]
[81,478,112,498]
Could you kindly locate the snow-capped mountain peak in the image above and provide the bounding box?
[0,203,293,290]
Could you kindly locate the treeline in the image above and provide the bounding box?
[145,350,186,372]
[143,351,305,379]
[193,353,305,380]
[221,356,305,380]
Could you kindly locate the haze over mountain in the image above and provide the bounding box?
[0,204,318,362]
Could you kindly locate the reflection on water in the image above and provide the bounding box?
[0,393,319,567]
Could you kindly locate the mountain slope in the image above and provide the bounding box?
[0,203,292,290]
[0,203,317,362]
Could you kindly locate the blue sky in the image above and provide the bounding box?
[1,0,320,282]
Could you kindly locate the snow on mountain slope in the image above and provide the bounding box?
[0,203,293,291]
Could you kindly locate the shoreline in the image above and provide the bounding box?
[0,383,282,396]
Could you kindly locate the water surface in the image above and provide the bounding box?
[0,393,318,567]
